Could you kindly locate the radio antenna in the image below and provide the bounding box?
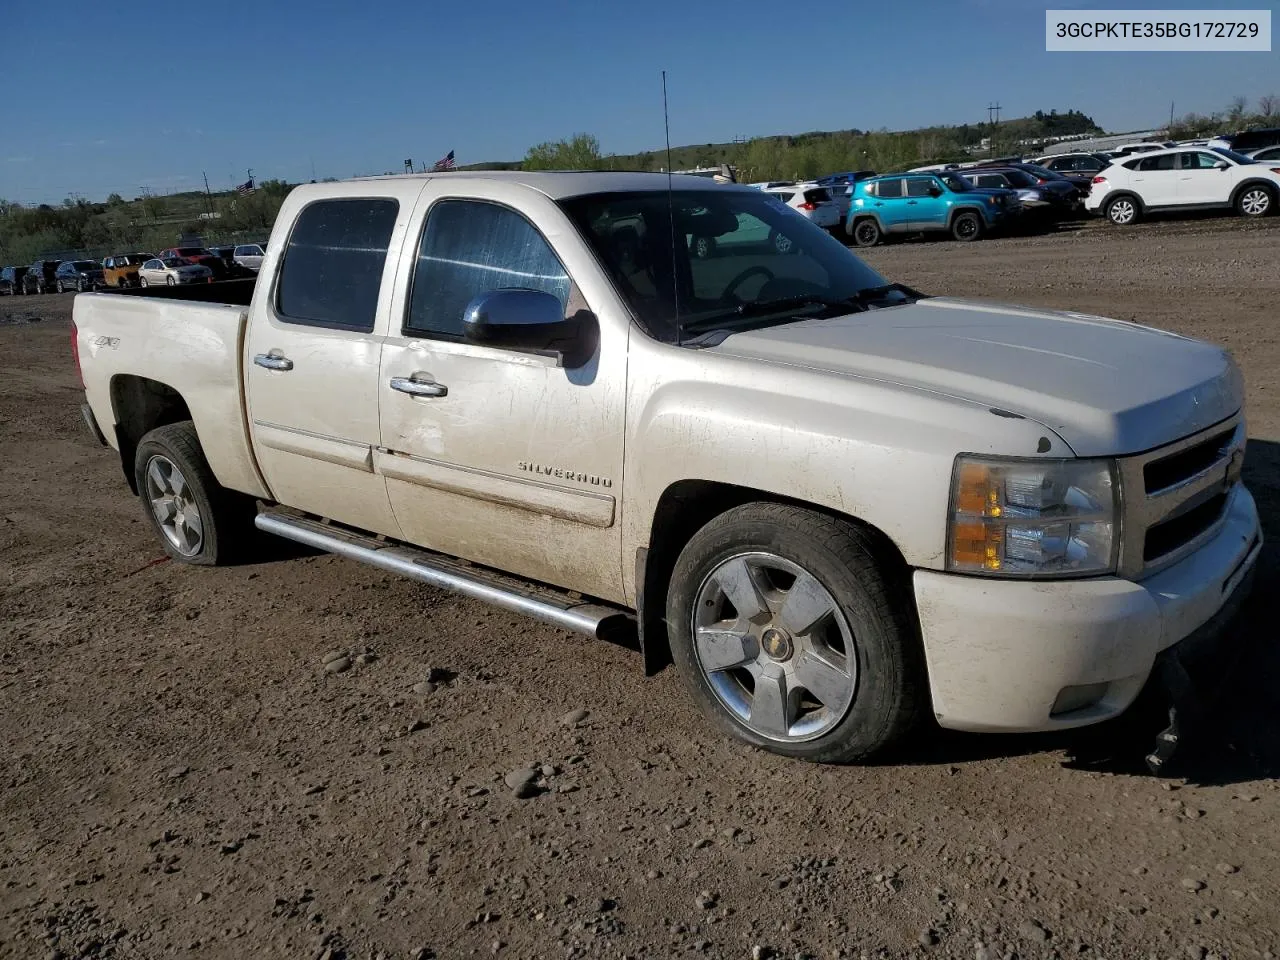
[663,70,681,347]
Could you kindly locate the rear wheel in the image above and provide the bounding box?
[134,421,257,566]
[1236,185,1274,218]
[851,218,881,247]
[166,275,176,286]
[951,210,983,242]
[1106,195,1140,226]
[666,503,924,763]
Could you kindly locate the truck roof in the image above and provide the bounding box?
[347,170,752,199]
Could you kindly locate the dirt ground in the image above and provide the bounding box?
[3,215,1280,960]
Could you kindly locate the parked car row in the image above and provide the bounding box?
[0,240,269,295]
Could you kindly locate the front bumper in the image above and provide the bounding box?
[914,485,1261,733]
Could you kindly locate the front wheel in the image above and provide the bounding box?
[851,218,881,247]
[166,275,176,286]
[951,210,983,242]
[1106,195,1140,226]
[665,503,924,763]
[139,277,149,287]
[1236,185,1273,218]
[134,421,257,566]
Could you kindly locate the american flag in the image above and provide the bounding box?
[431,150,455,172]
[236,178,255,195]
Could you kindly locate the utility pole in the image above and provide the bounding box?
[1169,101,1175,133]
[202,171,214,218]
[987,102,1002,156]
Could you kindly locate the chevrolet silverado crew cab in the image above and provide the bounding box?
[73,172,1260,764]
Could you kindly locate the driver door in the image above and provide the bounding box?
[376,180,629,603]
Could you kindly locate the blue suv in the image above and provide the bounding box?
[845,171,1019,246]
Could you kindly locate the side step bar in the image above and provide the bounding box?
[255,512,632,639]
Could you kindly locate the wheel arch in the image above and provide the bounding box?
[1231,178,1278,206]
[946,204,984,226]
[1101,190,1145,214]
[635,478,912,675]
[109,375,194,493]
[847,212,885,237]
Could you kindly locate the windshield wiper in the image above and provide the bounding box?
[849,282,928,304]
[732,294,856,318]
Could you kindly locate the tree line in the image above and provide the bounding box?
[0,181,291,266]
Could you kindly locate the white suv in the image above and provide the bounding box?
[1086,146,1280,225]
[760,182,842,235]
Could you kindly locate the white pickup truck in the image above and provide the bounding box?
[73,172,1260,765]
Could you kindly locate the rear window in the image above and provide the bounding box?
[802,188,831,203]
[275,198,399,332]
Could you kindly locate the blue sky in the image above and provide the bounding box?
[2,0,1276,204]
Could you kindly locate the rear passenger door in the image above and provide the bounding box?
[868,178,912,232]
[1129,153,1179,206]
[244,183,423,539]
[376,180,628,603]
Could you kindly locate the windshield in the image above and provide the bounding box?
[1211,147,1257,164]
[559,189,899,343]
[176,248,206,256]
[72,260,98,271]
[939,173,972,191]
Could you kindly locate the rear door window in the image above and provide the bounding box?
[904,178,935,197]
[1136,154,1177,171]
[404,199,570,339]
[275,198,399,332]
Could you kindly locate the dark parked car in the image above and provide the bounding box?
[54,259,105,293]
[961,167,1082,219]
[0,265,28,295]
[1034,152,1112,176]
[21,260,62,294]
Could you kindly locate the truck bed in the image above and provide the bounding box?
[74,288,269,499]
[108,277,257,306]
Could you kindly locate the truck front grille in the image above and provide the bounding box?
[1143,428,1235,494]
[1116,414,1244,579]
[1143,492,1229,562]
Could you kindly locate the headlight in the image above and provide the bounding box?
[946,456,1119,577]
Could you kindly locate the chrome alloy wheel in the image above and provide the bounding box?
[1241,188,1270,216]
[692,552,857,742]
[144,454,203,556]
[1108,198,1136,224]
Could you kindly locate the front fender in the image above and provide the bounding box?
[621,338,1072,601]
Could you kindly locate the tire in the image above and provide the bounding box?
[1106,195,1140,226]
[692,236,716,259]
[139,277,149,287]
[166,276,176,286]
[851,218,881,247]
[1235,184,1274,218]
[950,210,983,242]
[133,421,257,566]
[55,280,64,294]
[665,502,925,763]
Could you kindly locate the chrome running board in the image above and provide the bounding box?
[255,512,631,638]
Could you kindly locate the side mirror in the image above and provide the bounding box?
[1214,160,1230,170]
[462,289,594,367]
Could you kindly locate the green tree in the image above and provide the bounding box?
[106,193,124,206]
[522,134,603,171]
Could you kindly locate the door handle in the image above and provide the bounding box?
[873,202,884,206]
[390,375,448,398]
[907,200,918,205]
[253,353,293,371]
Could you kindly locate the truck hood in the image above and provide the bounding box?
[712,298,1242,456]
